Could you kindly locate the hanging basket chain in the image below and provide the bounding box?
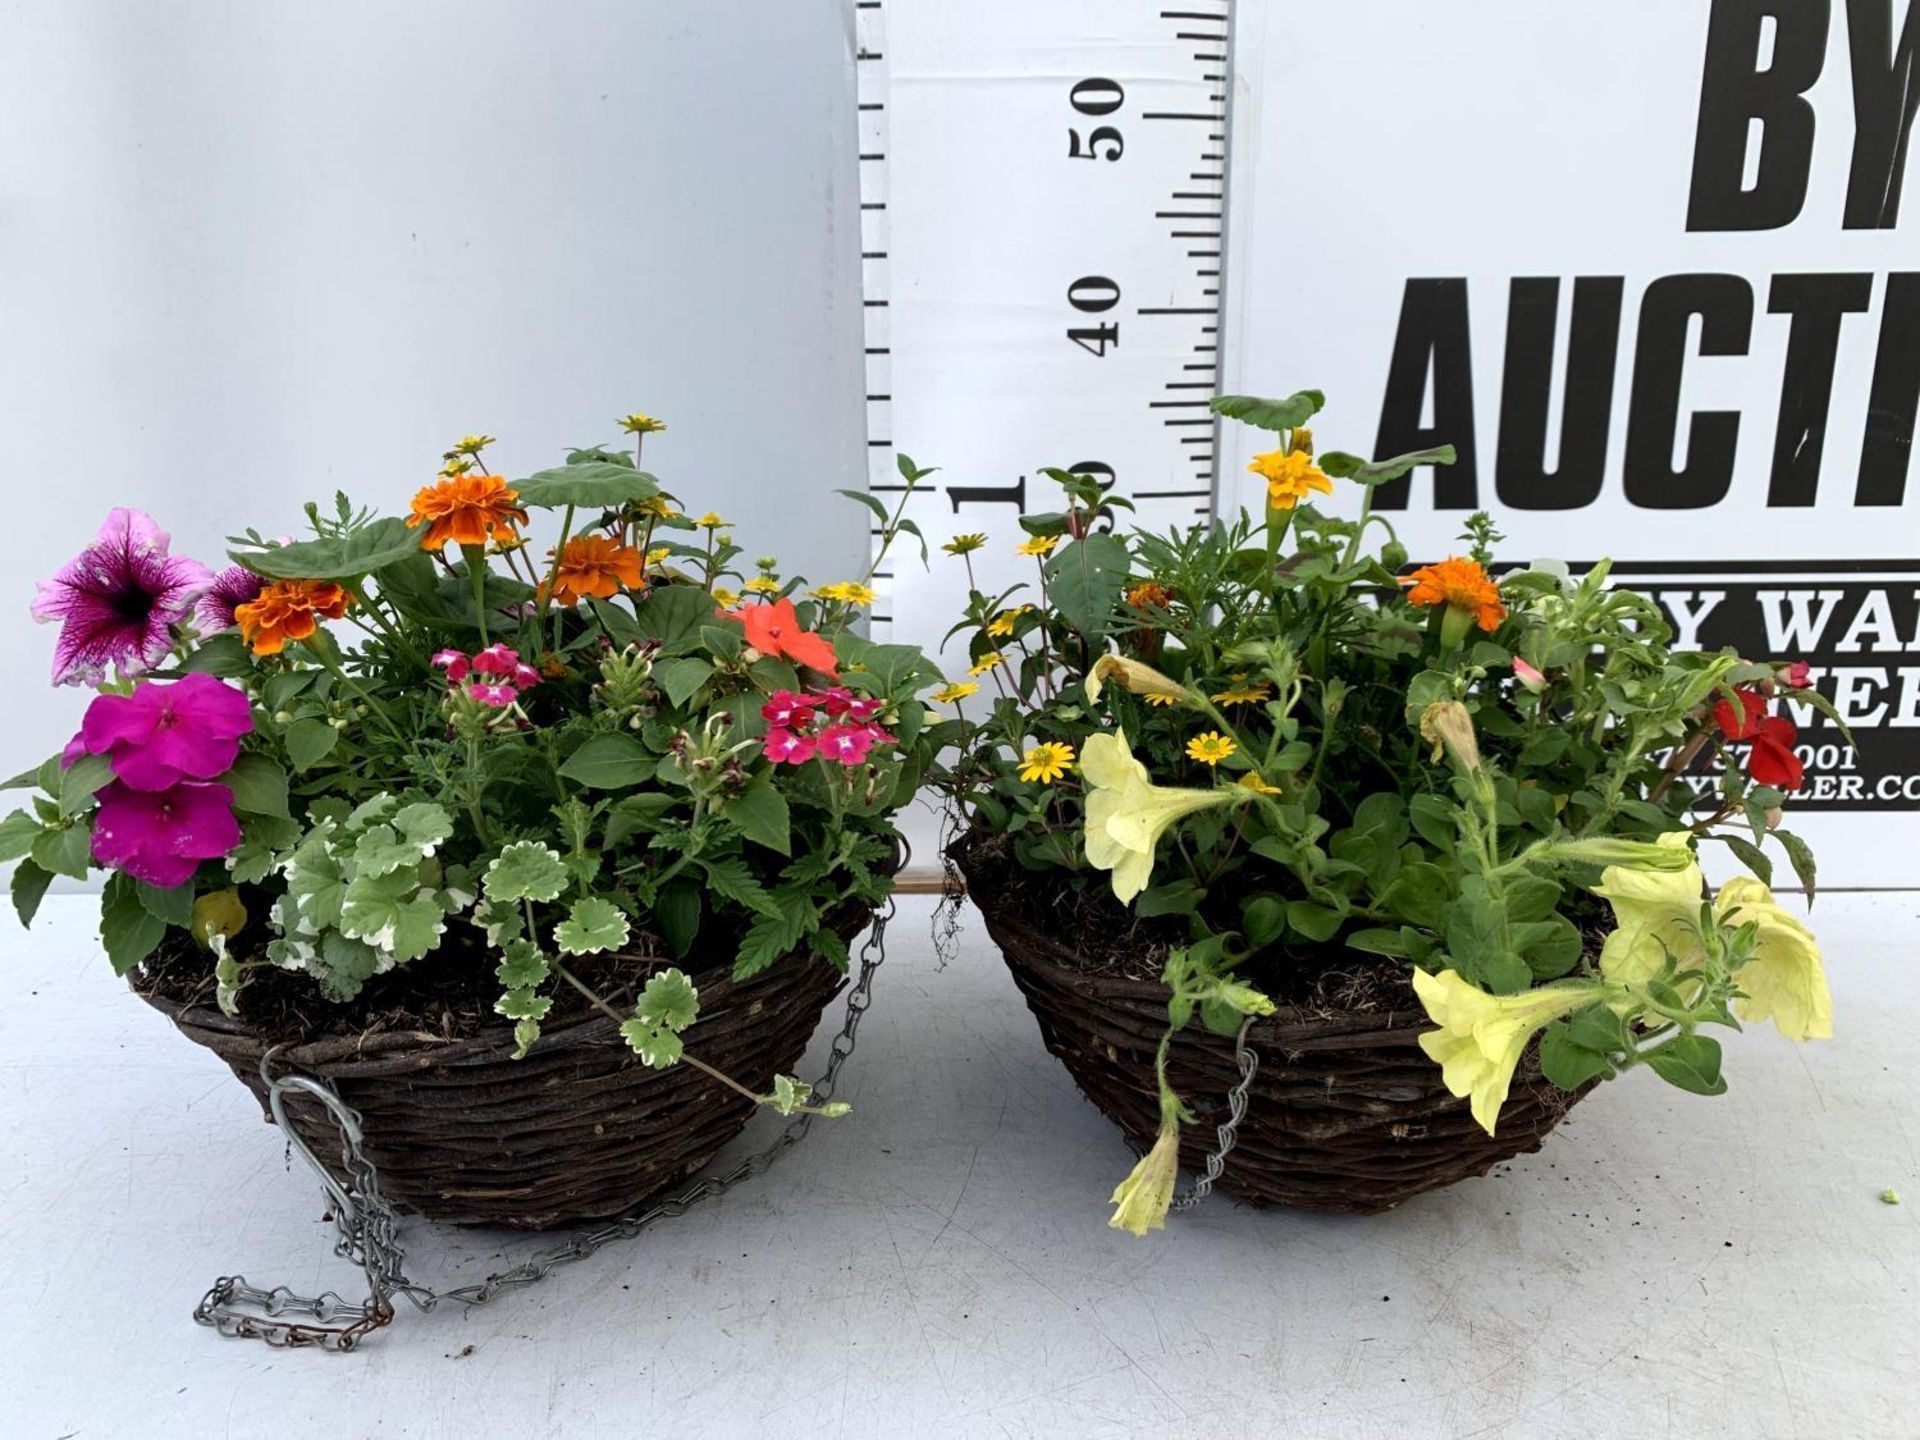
[196,899,894,1352]
[1170,1018,1260,1212]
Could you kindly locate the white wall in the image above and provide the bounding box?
[0,0,866,762]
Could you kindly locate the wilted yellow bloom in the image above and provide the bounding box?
[1019,742,1075,784]
[618,413,667,435]
[1082,727,1236,904]
[1108,1117,1181,1237]
[1085,654,1193,707]
[943,533,987,556]
[930,681,979,704]
[1015,534,1060,557]
[1418,699,1481,771]
[1237,772,1282,796]
[192,889,248,949]
[1412,968,1613,1135]
[968,651,1006,676]
[633,495,678,518]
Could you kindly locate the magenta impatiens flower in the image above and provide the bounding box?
[90,779,242,887]
[32,509,213,686]
[76,674,253,791]
[194,564,265,635]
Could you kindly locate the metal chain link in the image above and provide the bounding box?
[196,900,894,1352]
[1170,1018,1260,1212]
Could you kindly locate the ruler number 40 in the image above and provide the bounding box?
[1067,79,1125,357]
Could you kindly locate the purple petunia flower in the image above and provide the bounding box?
[90,779,242,888]
[31,509,213,686]
[77,674,254,791]
[194,564,265,635]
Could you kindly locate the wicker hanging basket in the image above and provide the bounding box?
[955,844,1589,1215]
[134,911,873,1231]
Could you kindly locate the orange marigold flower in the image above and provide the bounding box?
[406,473,529,550]
[544,534,644,606]
[233,579,351,656]
[1248,449,1333,510]
[1126,580,1174,609]
[1401,557,1507,632]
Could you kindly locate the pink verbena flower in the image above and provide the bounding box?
[512,663,542,689]
[467,681,519,708]
[762,728,817,764]
[816,722,886,766]
[472,643,522,677]
[32,509,213,686]
[844,695,884,723]
[194,564,264,634]
[90,779,241,887]
[432,649,471,682]
[761,690,815,728]
[77,675,253,791]
[814,686,856,718]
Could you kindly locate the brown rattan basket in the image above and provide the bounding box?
[956,846,1588,1215]
[134,913,871,1230]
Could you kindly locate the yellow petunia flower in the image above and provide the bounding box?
[618,413,667,435]
[743,575,782,595]
[1248,448,1334,511]
[1108,1115,1181,1237]
[1185,731,1237,766]
[968,651,1006,676]
[1715,877,1833,1042]
[943,533,987,556]
[987,604,1034,638]
[930,681,979,704]
[1081,727,1237,904]
[1412,968,1615,1135]
[814,581,878,606]
[1015,534,1060,558]
[1018,741,1075,784]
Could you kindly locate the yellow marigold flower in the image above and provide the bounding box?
[1249,448,1334,510]
[930,681,979,704]
[1412,968,1613,1135]
[1018,741,1075,784]
[1108,1114,1180,1237]
[987,604,1033,637]
[1237,772,1281,795]
[743,575,782,595]
[452,434,497,456]
[711,586,740,607]
[1186,731,1237,766]
[815,581,878,606]
[618,413,667,435]
[1209,676,1271,705]
[943,533,987,556]
[967,651,1006,676]
[1016,534,1061,558]
[1081,727,1236,904]
[1086,654,1192,707]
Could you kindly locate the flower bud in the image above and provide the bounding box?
[1512,657,1548,694]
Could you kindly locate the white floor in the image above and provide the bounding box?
[1,891,1915,1440]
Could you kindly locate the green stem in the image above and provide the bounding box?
[462,542,491,646]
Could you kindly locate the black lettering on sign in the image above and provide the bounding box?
[1841,0,1920,230]
[1767,272,1874,505]
[1688,0,1828,232]
[1624,274,1753,509]
[1496,277,1625,510]
[1372,279,1479,510]
[947,475,1028,514]
[1860,271,1920,504]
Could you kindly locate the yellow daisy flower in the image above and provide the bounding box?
[711,586,740,607]
[452,434,497,456]
[697,511,728,529]
[1016,534,1061,558]
[1186,731,1237,766]
[645,546,671,566]
[633,496,678,518]
[815,581,878,606]
[1144,693,1181,707]
[930,681,979,704]
[968,651,1007,677]
[943,533,987,556]
[743,575,782,595]
[1018,742,1076,784]
[1209,676,1272,705]
[618,413,667,435]
[1237,772,1282,795]
[987,604,1034,637]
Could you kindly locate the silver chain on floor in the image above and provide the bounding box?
[195,899,893,1352]
[1170,1018,1260,1211]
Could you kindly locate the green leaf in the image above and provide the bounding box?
[1137,881,1205,918]
[1408,793,1458,851]
[1209,390,1325,431]
[285,718,340,772]
[1538,1022,1614,1090]
[1285,900,1344,943]
[31,823,92,881]
[494,938,551,989]
[1042,532,1129,640]
[58,753,115,819]
[482,841,570,904]
[512,462,661,509]
[339,870,448,961]
[554,896,631,956]
[725,777,791,855]
[0,810,42,864]
[11,859,53,927]
[767,1074,815,1116]
[559,733,656,790]
[653,656,713,708]
[1645,1034,1727,1095]
[511,1017,542,1060]
[1347,926,1415,958]
[733,903,811,979]
[495,988,554,1021]
[352,802,453,878]
[232,517,421,581]
[136,879,195,929]
[836,488,891,524]
[100,874,167,976]
[618,1019,684,1069]
[1380,862,1451,929]
[636,966,699,1030]
[1716,832,1774,886]
[631,584,718,656]
[655,880,702,957]
[1240,893,1288,948]
[1569,1004,1630,1053]
[1317,445,1458,485]
[1775,829,1817,903]
[221,754,290,818]
[700,856,784,919]
[835,634,939,696]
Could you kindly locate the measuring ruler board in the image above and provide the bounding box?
[856,0,1237,662]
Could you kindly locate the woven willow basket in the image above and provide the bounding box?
[135,912,871,1231]
[956,844,1587,1215]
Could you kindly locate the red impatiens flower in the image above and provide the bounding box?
[723,598,838,677]
[1714,687,1804,791]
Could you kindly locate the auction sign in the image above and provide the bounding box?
[1221,0,1917,885]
